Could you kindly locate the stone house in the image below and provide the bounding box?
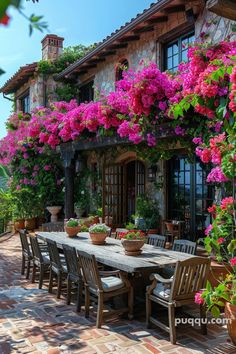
[0,34,64,113]
[57,0,236,240]
[1,0,236,239]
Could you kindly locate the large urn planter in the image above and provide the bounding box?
[25,217,36,230]
[65,225,81,238]
[225,302,236,345]
[121,239,145,256]
[89,232,107,245]
[14,219,25,232]
[47,206,62,222]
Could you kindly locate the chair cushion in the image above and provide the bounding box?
[153,281,172,300]
[101,276,124,292]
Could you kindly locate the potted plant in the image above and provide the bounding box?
[136,194,160,233]
[88,223,110,245]
[118,230,146,256]
[195,197,236,345]
[65,218,81,237]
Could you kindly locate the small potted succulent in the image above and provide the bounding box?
[65,218,81,238]
[118,230,146,256]
[89,223,110,245]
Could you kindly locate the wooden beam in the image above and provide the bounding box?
[163,5,186,14]
[206,0,236,20]
[134,25,154,34]
[147,16,168,24]
[100,50,116,57]
[109,43,128,49]
[121,35,140,42]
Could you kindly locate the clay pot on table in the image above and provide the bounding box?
[121,239,145,256]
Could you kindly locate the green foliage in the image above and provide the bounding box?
[0,189,13,227]
[97,208,102,217]
[136,194,160,230]
[66,218,79,227]
[88,223,110,233]
[38,44,95,75]
[125,222,137,230]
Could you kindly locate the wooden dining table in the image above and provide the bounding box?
[36,231,196,276]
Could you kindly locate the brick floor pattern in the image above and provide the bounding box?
[0,234,235,354]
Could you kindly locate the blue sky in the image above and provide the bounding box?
[0,0,153,138]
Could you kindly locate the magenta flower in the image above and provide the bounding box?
[194,290,204,305]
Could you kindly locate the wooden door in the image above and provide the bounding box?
[102,164,126,227]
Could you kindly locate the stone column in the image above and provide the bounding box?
[60,144,75,219]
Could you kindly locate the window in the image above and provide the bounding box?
[79,80,94,103]
[164,32,194,72]
[20,92,30,113]
[116,59,129,81]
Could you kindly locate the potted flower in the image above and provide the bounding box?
[195,197,236,345]
[88,223,110,245]
[118,230,146,256]
[65,218,81,238]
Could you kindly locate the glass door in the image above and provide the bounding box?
[168,156,213,240]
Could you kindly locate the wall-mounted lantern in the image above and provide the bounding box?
[148,165,157,182]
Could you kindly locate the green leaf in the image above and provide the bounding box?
[0,0,11,20]
[211,305,220,318]
[206,280,212,292]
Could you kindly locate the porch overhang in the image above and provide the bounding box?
[206,0,236,21]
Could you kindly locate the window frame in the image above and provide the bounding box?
[18,90,30,113]
[116,59,129,82]
[163,31,195,72]
[78,79,94,104]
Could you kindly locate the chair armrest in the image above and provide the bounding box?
[150,273,173,284]
[99,270,121,277]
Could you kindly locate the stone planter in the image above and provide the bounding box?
[225,302,236,345]
[25,217,36,230]
[65,225,81,238]
[89,232,107,245]
[14,219,25,232]
[46,206,62,222]
[121,239,145,256]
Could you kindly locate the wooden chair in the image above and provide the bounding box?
[19,229,32,279]
[147,234,166,248]
[146,257,210,344]
[172,239,197,255]
[29,235,50,289]
[46,239,68,299]
[77,250,133,328]
[62,244,83,312]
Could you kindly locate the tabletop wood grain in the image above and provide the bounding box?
[36,232,196,274]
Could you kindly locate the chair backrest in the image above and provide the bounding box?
[172,239,197,255]
[77,250,102,291]
[170,257,210,302]
[147,234,166,248]
[46,239,64,272]
[62,244,80,277]
[42,222,64,232]
[19,229,31,256]
[29,235,43,263]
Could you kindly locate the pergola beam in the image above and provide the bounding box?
[206,0,236,20]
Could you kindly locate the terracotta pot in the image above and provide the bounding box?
[208,261,232,288]
[14,219,25,232]
[165,222,174,232]
[92,216,99,224]
[225,302,236,345]
[121,239,145,256]
[89,232,107,245]
[65,225,81,238]
[25,217,36,230]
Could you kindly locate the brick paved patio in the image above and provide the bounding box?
[0,234,235,354]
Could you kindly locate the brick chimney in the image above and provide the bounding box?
[41,34,64,61]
